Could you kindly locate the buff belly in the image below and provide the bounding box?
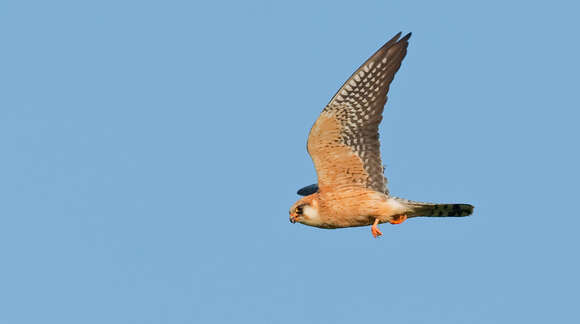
[300,192,408,229]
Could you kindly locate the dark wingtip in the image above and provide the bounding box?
[383,32,403,47]
[297,184,319,196]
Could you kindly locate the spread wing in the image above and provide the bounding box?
[307,32,411,195]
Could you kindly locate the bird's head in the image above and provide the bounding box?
[289,195,320,226]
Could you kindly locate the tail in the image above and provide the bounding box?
[393,197,474,217]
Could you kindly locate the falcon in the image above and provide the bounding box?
[289,32,474,238]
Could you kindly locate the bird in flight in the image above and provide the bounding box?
[289,32,473,238]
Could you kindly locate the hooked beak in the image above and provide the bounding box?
[289,213,297,224]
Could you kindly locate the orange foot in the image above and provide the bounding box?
[371,224,382,238]
[389,214,407,225]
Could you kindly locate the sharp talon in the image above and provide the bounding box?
[389,214,407,225]
[371,225,382,238]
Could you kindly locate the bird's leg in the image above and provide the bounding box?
[389,214,407,225]
[371,218,382,238]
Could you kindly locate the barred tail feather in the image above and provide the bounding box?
[393,197,474,217]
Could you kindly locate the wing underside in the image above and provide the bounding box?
[307,32,411,194]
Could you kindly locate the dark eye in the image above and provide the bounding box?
[296,205,304,215]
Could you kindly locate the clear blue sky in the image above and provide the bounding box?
[1,1,579,323]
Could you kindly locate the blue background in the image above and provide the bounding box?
[1,1,579,323]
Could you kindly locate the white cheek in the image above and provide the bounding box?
[303,205,320,223]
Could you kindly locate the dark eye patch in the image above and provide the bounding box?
[296,205,304,214]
